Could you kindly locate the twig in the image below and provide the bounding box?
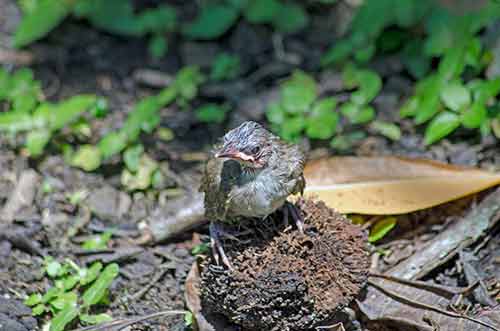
[367,280,499,331]
[68,309,186,331]
[368,272,479,298]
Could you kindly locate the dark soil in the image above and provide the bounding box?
[200,199,369,331]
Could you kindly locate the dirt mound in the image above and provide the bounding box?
[200,198,370,331]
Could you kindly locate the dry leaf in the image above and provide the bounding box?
[301,156,500,214]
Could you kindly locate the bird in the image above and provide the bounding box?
[200,121,306,268]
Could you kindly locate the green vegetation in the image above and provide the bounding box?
[5,0,500,173]
[266,67,386,149]
[15,0,308,58]
[322,0,500,144]
[24,257,119,331]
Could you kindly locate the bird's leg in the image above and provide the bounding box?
[209,222,233,270]
[285,201,304,233]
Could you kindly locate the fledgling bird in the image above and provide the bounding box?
[200,121,306,268]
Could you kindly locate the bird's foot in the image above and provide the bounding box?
[209,222,234,270]
[284,202,305,233]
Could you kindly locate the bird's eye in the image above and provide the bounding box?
[251,146,261,155]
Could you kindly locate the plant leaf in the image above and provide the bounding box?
[424,111,460,145]
[305,97,338,139]
[82,263,119,307]
[49,303,79,331]
[182,4,239,40]
[370,121,401,140]
[80,313,113,325]
[299,156,500,214]
[14,0,72,48]
[461,103,487,129]
[440,81,470,111]
[272,2,308,34]
[369,217,397,242]
[26,129,50,156]
[244,0,279,23]
[281,70,317,114]
[71,145,102,172]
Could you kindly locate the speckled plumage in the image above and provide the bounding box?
[200,121,305,223]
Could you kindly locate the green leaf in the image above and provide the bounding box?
[424,111,460,145]
[402,39,430,79]
[340,103,375,124]
[184,311,194,326]
[210,53,241,81]
[49,303,79,331]
[14,0,72,47]
[123,145,144,172]
[0,111,37,133]
[305,97,338,139]
[122,96,161,139]
[62,275,79,291]
[42,287,61,303]
[370,121,401,140]
[354,43,376,63]
[46,260,62,278]
[351,70,382,105]
[80,313,113,325]
[31,304,47,316]
[26,129,50,157]
[25,293,42,306]
[191,243,210,255]
[50,95,97,130]
[369,217,397,243]
[461,103,487,129]
[182,4,239,39]
[51,292,78,310]
[330,131,366,151]
[173,66,205,102]
[121,155,159,191]
[244,0,279,23]
[98,131,128,160]
[195,104,228,124]
[77,0,144,36]
[440,81,470,111]
[438,44,466,81]
[71,145,102,172]
[414,75,442,124]
[137,5,177,33]
[148,34,168,59]
[82,263,119,307]
[82,231,113,251]
[272,2,308,34]
[280,116,305,141]
[399,96,420,118]
[281,70,317,114]
[266,102,286,125]
[321,39,354,66]
[471,78,500,105]
[80,262,103,286]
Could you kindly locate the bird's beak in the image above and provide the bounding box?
[215,148,254,162]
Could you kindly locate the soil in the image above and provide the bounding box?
[200,198,369,331]
[0,1,499,331]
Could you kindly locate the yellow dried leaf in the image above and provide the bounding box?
[298,156,500,214]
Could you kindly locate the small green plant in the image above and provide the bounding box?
[0,68,102,157]
[15,0,177,58]
[210,53,241,81]
[266,67,384,149]
[182,0,308,40]
[24,257,119,331]
[323,1,500,144]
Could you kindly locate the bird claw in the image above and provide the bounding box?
[209,222,234,270]
[285,202,305,233]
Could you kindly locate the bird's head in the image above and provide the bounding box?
[215,121,275,169]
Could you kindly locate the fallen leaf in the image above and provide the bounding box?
[301,156,500,214]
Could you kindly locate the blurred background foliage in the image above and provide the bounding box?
[1,0,499,185]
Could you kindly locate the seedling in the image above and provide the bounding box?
[24,257,119,331]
